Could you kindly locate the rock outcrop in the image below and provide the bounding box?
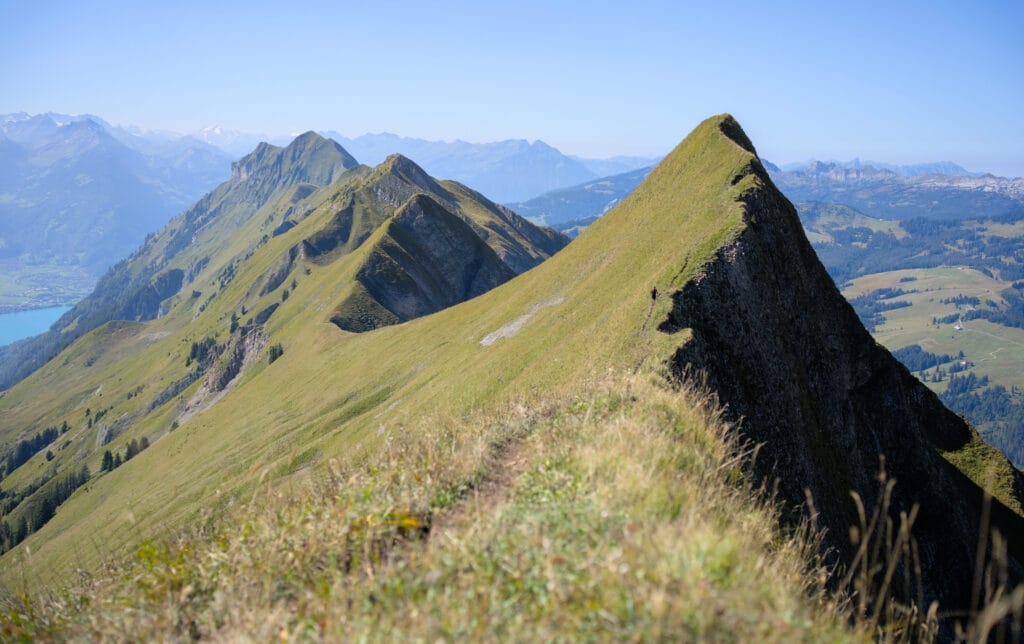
[659,116,1024,618]
[332,193,516,332]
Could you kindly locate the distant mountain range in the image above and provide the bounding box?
[771,160,1024,220]
[321,131,658,203]
[176,126,661,203]
[515,159,1024,236]
[0,131,565,389]
[0,113,652,311]
[189,128,661,202]
[0,113,233,309]
[779,158,981,177]
[5,110,1021,311]
[191,125,287,158]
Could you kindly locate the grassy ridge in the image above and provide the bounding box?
[0,114,753,586]
[0,147,563,562]
[3,115,1019,640]
[0,374,861,641]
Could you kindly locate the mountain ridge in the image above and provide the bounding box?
[0,114,1018,637]
[769,161,1024,220]
[0,113,233,309]
[655,120,1024,612]
[0,132,361,389]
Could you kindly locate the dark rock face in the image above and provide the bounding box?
[332,194,515,332]
[318,155,567,334]
[659,150,1024,616]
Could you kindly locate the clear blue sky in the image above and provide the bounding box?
[2,0,1022,176]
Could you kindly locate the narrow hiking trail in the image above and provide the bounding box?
[432,436,533,536]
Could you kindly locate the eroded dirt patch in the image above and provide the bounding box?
[479,296,564,346]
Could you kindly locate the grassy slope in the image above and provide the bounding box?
[0,115,750,588]
[0,154,561,499]
[4,115,1012,639]
[799,202,906,243]
[2,374,862,641]
[842,266,1022,396]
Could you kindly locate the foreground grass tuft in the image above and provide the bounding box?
[3,373,861,640]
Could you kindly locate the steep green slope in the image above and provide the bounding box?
[2,375,864,641]
[1,115,1020,636]
[0,132,360,390]
[0,142,566,560]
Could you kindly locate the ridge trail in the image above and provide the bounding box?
[432,431,533,536]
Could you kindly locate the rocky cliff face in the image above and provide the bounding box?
[332,194,516,332]
[658,118,1024,617]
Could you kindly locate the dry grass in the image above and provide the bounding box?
[4,371,1021,641]
[0,372,862,641]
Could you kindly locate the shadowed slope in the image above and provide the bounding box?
[659,116,1024,615]
[331,193,516,332]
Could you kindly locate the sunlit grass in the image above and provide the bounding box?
[0,373,863,641]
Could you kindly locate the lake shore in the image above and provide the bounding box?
[0,305,73,346]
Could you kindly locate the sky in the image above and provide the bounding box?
[2,0,1022,176]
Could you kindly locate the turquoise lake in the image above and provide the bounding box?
[0,306,72,347]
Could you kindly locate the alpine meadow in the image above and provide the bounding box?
[1,113,1022,640]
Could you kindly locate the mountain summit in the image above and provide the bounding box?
[229,132,357,188]
[655,116,1024,612]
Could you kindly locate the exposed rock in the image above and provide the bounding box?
[332,193,515,332]
[177,328,268,425]
[659,117,1024,620]
[205,328,268,393]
